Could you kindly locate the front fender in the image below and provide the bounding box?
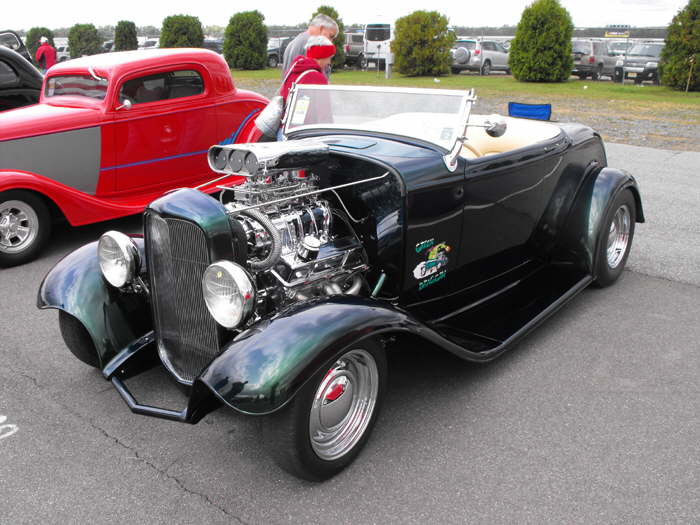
[562,166,644,274]
[37,238,151,368]
[197,296,416,415]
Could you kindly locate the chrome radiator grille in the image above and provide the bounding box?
[146,213,220,383]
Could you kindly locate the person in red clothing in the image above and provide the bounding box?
[252,36,336,142]
[280,35,335,102]
[35,37,57,73]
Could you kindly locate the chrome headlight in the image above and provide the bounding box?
[646,61,658,69]
[616,59,624,67]
[202,261,256,329]
[98,231,140,288]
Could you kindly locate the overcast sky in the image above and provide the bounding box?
[4,0,688,31]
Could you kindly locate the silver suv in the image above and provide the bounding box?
[571,39,617,80]
[451,39,510,75]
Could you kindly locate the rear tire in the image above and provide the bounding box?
[593,189,636,288]
[268,55,278,68]
[451,67,461,75]
[480,61,491,76]
[0,190,51,267]
[261,338,387,481]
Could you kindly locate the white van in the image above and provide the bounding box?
[362,22,393,69]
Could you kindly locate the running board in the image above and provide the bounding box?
[424,265,592,361]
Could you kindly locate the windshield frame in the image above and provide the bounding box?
[282,84,472,152]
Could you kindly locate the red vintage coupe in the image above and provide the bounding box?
[0,48,267,266]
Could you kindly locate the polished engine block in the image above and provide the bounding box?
[210,142,368,314]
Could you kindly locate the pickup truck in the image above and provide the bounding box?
[0,48,267,266]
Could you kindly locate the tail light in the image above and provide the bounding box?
[344,45,350,52]
[475,49,481,56]
[588,56,596,64]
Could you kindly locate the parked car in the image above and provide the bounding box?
[56,45,70,62]
[451,38,510,75]
[571,39,617,80]
[102,41,114,52]
[39,84,644,481]
[608,40,631,57]
[344,32,364,67]
[267,37,291,68]
[362,22,393,69]
[0,48,267,266]
[138,39,159,50]
[614,42,664,84]
[202,38,223,55]
[0,46,43,112]
[0,30,31,62]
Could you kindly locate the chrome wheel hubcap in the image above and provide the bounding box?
[0,200,38,254]
[309,349,379,461]
[607,204,631,269]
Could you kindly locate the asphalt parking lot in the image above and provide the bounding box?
[1,143,698,524]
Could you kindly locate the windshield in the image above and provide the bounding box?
[284,85,469,150]
[0,32,22,51]
[366,24,390,42]
[453,41,476,50]
[45,74,108,100]
[627,43,663,58]
[572,41,592,54]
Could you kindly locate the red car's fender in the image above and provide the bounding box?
[0,170,149,226]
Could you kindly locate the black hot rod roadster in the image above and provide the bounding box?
[38,86,643,480]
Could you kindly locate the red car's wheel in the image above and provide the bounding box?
[0,190,51,267]
[261,338,387,481]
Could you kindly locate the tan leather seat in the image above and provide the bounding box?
[460,115,561,159]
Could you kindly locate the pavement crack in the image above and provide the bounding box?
[627,268,700,289]
[80,415,250,524]
[9,365,249,524]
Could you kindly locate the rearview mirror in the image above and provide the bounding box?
[116,99,132,111]
[484,115,507,138]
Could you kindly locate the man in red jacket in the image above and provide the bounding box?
[280,35,335,102]
[35,37,57,73]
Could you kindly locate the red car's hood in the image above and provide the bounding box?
[0,101,103,142]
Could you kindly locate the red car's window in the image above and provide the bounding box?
[118,69,204,105]
[45,75,108,100]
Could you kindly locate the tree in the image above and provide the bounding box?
[25,27,55,61]
[160,15,204,48]
[659,0,700,91]
[391,11,454,76]
[68,24,103,58]
[312,6,345,70]
[223,11,267,69]
[114,21,138,51]
[509,0,574,82]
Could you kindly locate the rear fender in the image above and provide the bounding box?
[561,166,644,274]
[37,238,151,368]
[0,170,147,226]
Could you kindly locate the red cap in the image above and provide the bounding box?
[307,44,336,59]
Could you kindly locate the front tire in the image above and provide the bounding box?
[59,310,100,367]
[261,338,387,481]
[0,190,51,267]
[593,189,636,288]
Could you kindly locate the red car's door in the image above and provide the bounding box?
[109,65,218,193]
